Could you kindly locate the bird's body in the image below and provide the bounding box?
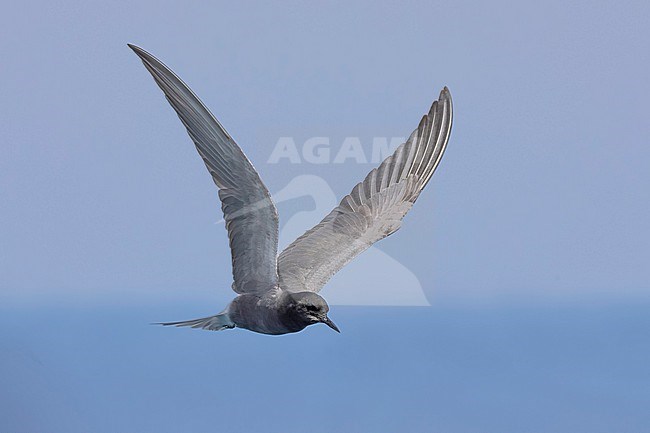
[173,291,334,335]
[129,44,453,335]
[160,289,336,335]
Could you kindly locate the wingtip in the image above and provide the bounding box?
[426,86,451,116]
[127,43,150,60]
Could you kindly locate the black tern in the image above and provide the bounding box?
[129,44,453,335]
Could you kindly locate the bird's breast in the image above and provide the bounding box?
[229,293,305,335]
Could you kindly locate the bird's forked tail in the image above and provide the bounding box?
[156,311,235,331]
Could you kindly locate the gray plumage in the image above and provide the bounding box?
[129,44,453,335]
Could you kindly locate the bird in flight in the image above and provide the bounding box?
[129,44,453,335]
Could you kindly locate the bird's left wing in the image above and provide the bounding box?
[129,45,279,294]
[278,88,452,293]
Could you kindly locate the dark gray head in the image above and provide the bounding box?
[287,292,339,333]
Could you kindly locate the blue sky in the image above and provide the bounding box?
[1,1,649,431]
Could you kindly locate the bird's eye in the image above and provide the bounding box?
[306,305,319,312]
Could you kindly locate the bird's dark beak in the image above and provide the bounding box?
[323,316,340,333]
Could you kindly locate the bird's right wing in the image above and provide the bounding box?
[277,88,452,293]
[129,45,279,294]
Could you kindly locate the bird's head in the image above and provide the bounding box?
[288,292,340,333]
